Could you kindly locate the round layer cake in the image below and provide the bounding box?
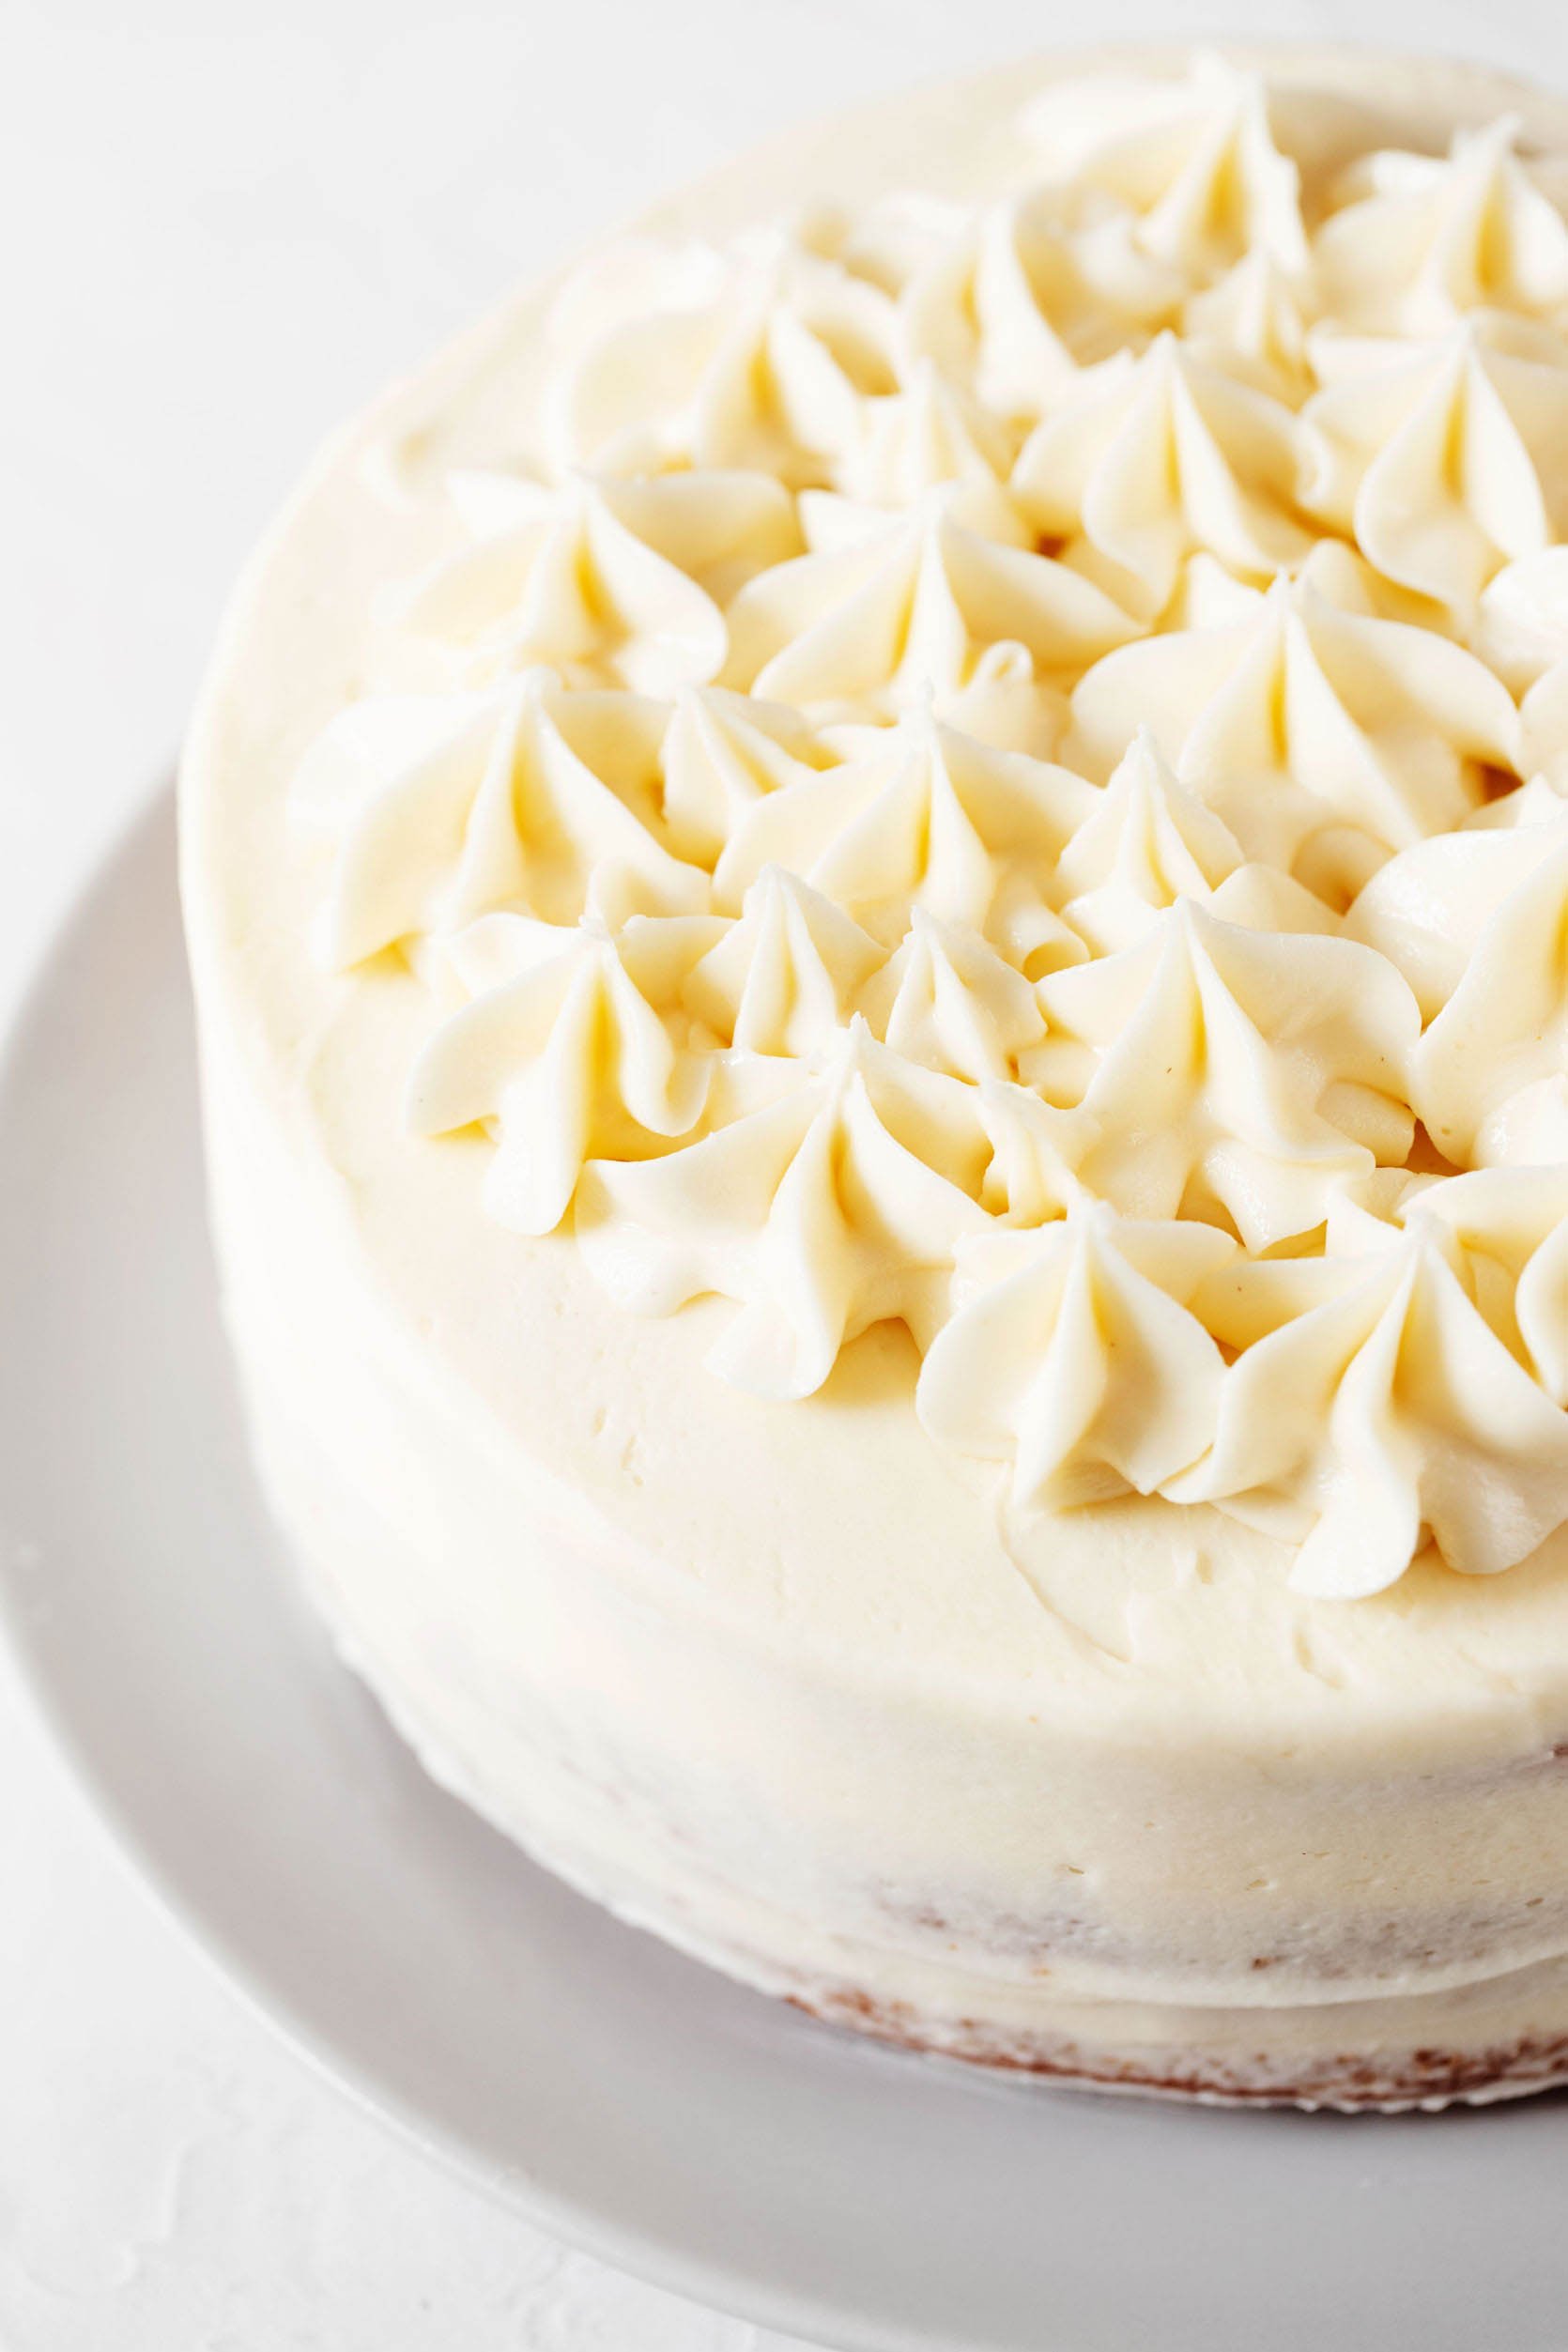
[182,45,1568,2108]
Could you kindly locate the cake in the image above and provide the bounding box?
[181,45,1568,2110]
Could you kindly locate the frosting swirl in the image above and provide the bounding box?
[1020,54,1310,283]
[1011,332,1314,615]
[897,184,1183,421]
[545,227,902,486]
[917,1198,1235,1510]
[1066,572,1520,899]
[713,705,1094,961]
[404,468,797,690]
[1302,329,1568,621]
[1177,1187,1568,1595]
[292,671,706,964]
[1312,118,1568,340]
[407,908,715,1233]
[1031,899,1420,1247]
[576,1021,992,1400]
[720,484,1136,747]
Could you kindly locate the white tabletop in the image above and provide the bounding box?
[2,1,1561,2344]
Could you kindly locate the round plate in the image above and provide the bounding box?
[3,792,1567,2352]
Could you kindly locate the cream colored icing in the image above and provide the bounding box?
[1010,332,1314,614]
[183,47,1568,2109]
[1018,53,1311,280]
[272,51,1568,1605]
[1311,116,1568,338]
[1064,572,1520,897]
[1301,328,1568,620]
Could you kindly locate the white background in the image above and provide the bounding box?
[1,1,1561,2344]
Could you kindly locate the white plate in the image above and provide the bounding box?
[3,792,1567,2352]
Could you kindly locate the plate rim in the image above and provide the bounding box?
[0,786,960,2352]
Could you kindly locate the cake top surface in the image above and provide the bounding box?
[186,47,1568,1696]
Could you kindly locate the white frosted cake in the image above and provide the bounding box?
[182,46,1568,2108]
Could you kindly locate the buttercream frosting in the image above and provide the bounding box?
[897,183,1185,420]
[1301,328,1568,620]
[1312,116,1568,339]
[576,1018,993,1400]
[1019,54,1311,282]
[1066,572,1521,899]
[1179,1185,1568,1594]
[1010,332,1314,614]
[183,45,1568,2120]
[544,227,902,486]
[278,51,1568,1603]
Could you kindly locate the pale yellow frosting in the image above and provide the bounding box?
[182,48,1568,2106]
[271,50,1568,1604]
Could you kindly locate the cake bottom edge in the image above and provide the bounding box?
[299,1554,1568,2117]
[784,1982,1568,2114]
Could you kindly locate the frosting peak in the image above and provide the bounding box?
[714,705,1095,963]
[1067,573,1521,899]
[407,906,715,1234]
[1181,1185,1568,1595]
[1313,117,1568,340]
[1302,329,1568,620]
[405,469,796,692]
[546,233,900,487]
[576,1019,992,1400]
[1012,331,1313,615]
[684,866,882,1056]
[721,486,1137,748]
[1034,898,1421,1247]
[1054,727,1242,952]
[917,1198,1235,1511]
[1021,55,1310,282]
[292,672,706,967]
